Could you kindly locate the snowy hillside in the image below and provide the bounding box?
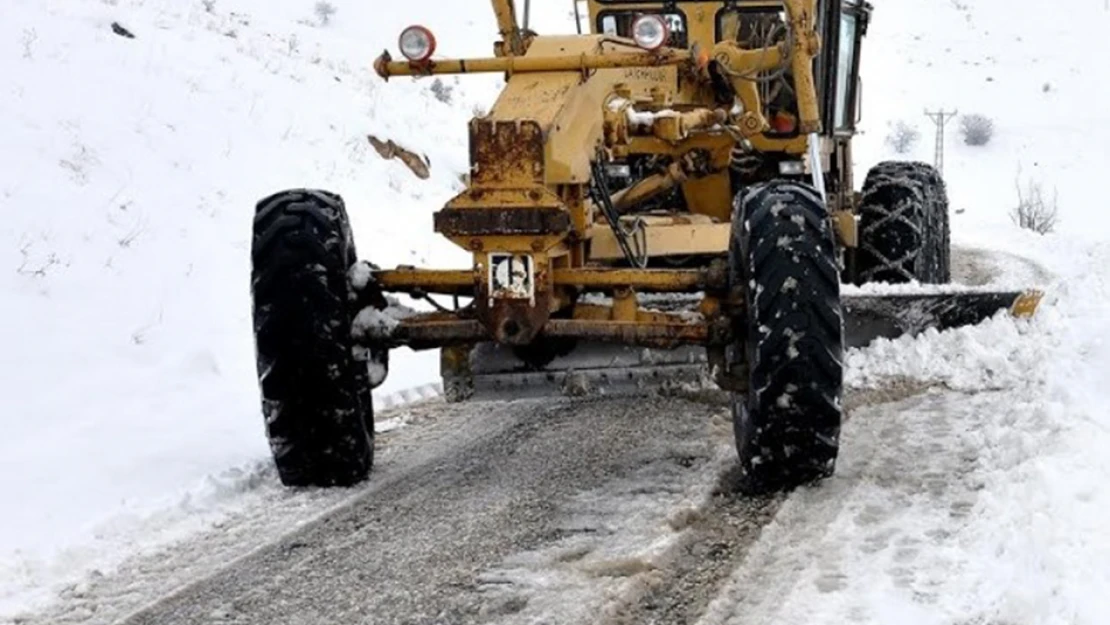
[4,0,1110,621]
[0,0,504,614]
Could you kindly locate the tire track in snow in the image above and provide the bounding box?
[596,379,940,625]
[28,395,738,625]
[692,390,1028,625]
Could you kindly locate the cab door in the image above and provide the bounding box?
[831,0,872,134]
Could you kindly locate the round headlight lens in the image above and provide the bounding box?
[632,15,669,51]
[399,25,436,62]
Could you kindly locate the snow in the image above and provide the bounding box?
[347,259,376,291]
[351,306,400,340]
[0,0,503,616]
[6,0,1110,621]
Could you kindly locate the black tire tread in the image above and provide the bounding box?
[251,189,373,487]
[730,180,845,495]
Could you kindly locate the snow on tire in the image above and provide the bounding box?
[250,189,374,487]
[729,180,845,495]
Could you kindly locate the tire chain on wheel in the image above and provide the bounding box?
[863,161,950,282]
[251,189,375,487]
[857,160,950,284]
[729,180,845,495]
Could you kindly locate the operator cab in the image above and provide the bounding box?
[574,0,871,139]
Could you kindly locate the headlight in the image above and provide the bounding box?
[778,160,806,175]
[398,25,436,63]
[632,15,669,51]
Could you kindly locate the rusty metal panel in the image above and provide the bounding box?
[434,207,571,236]
[470,120,545,186]
[389,315,715,350]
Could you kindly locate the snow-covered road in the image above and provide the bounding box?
[12,244,1085,625]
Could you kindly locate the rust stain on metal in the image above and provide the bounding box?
[434,207,571,236]
[542,319,710,349]
[470,119,545,186]
[384,315,717,350]
[552,263,728,293]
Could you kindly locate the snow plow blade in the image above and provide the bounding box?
[441,341,712,402]
[440,289,1043,402]
[841,289,1044,348]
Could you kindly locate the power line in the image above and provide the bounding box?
[924,109,958,175]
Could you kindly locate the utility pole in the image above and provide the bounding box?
[924,109,958,175]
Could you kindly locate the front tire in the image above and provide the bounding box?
[250,189,374,487]
[729,181,845,495]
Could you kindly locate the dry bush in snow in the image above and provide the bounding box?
[885,120,921,154]
[430,78,454,104]
[22,29,37,58]
[1011,175,1059,234]
[960,113,995,146]
[314,1,337,26]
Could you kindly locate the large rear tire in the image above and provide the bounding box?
[250,189,374,487]
[856,160,951,284]
[729,181,845,495]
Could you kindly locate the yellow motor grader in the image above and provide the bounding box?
[248,0,1042,494]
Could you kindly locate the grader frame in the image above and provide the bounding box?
[368,0,865,388]
[361,0,1040,401]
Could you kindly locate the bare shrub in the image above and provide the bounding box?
[202,0,216,13]
[1011,175,1058,234]
[430,78,454,104]
[885,120,921,154]
[16,236,63,278]
[314,1,337,26]
[960,113,994,146]
[22,29,37,59]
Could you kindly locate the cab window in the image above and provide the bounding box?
[716,7,799,137]
[834,7,859,130]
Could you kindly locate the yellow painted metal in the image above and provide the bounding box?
[572,302,706,327]
[375,268,477,294]
[373,46,692,80]
[749,134,810,156]
[375,264,724,296]
[612,289,638,322]
[490,0,524,56]
[611,162,687,213]
[1010,290,1045,318]
[589,220,731,260]
[443,235,569,256]
[681,172,733,222]
[553,266,723,292]
[788,0,823,133]
[831,210,858,248]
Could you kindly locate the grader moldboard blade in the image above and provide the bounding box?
[441,289,1045,402]
[842,288,1044,348]
[443,341,711,401]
